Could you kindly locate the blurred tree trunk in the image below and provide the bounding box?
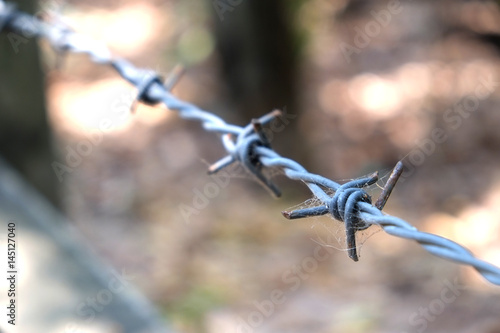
[0,0,59,207]
[212,0,309,166]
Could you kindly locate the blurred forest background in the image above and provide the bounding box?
[2,0,500,332]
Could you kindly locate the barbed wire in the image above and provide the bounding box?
[1,1,500,285]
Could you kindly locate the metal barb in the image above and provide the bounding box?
[254,109,282,127]
[347,230,358,261]
[163,64,185,91]
[281,173,377,261]
[129,99,139,114]
[131,65,183,113]
[130,71,162,113]
[374,161,404,210]
[251,119,271,148]
[281,205,328,220]
[208,154,235,175]
[209,110,283,196]
[252,169,282,198]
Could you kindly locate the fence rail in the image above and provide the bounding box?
[1,1,500,285]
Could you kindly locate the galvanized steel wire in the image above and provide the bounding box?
[1,1,500,285]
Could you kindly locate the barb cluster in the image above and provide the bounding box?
[1,2,500,285]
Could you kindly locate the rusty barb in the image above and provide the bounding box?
[374,161,404,210]
[208,109,283,197]
[1,1,500,285]
[282,162,403,261]
[130,65,185,113]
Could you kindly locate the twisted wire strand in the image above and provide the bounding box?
[1,2,500,285]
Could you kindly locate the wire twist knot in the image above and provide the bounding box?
[325,173,378,261]
[208,110,284,197]
[328,185,372,227]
